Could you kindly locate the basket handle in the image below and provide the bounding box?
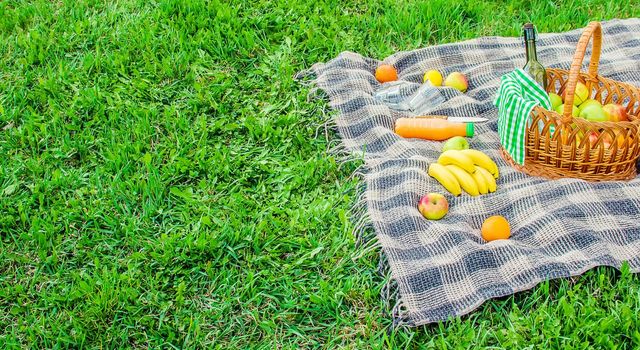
[561,22,602,124]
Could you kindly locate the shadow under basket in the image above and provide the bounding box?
[501,21,640,182]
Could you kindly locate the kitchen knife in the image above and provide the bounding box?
[415,115,489,123]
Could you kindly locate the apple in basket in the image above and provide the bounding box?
[572,82,590,106]
[578,99,601,113]
[601,132,626,148]
[587,131,600,147]
[579,104,608,122]
[548,93,563,110]
[554,104,579,117]
[418,193,449,220]
[603,103,628,122]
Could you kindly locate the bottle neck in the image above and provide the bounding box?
[525,39,537,62]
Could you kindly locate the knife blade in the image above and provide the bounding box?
[415,115,489,123]
[446,117,489,123]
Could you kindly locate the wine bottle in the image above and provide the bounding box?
[522,23,547,90]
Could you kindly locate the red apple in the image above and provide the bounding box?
[587,131,599,147]
[418,193,449,220]
[602,133,613,148]
[602,103,628,122]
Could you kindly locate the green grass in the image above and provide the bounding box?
[1,0,640,348]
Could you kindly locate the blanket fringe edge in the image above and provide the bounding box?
[297,70,412,329]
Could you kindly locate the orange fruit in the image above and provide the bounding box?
[375,64,398,83]
[481,215,511,242]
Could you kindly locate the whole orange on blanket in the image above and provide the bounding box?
[375,64,397,83]
[481,216,511,241]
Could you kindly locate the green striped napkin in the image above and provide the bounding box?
[494,69,552,165]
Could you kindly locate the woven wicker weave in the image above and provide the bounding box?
[502,22,640,181]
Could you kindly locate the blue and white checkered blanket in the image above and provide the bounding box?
[300,19,640,327]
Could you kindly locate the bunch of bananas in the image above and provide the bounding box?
[428,149,499,196]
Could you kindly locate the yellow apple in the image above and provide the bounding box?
[423,69,443,86]
[444,72,468,92]
[572,82,590,106]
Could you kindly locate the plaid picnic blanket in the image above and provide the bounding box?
[299,19,640,327]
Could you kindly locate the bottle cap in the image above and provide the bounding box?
[523,23,537,41]
[465,123,474,137]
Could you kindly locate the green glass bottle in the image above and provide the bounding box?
[522,23,547,90]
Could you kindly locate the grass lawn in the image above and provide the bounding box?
[2,0,640,348]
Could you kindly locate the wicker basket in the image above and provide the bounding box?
[502,22,640,181]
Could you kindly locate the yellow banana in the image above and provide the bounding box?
[445,165,479,196]
[437,150,476,174]
[460,149,499,178]
[428,163,462,196]
[471,168,488,194]
[475,166,497,193]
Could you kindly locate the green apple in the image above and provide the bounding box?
[548,93,563,110]
[554,103,579,117]
[442,136,470,152]
[578,99,601,112]
[572,82,590,106]
[579,104,608,122]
